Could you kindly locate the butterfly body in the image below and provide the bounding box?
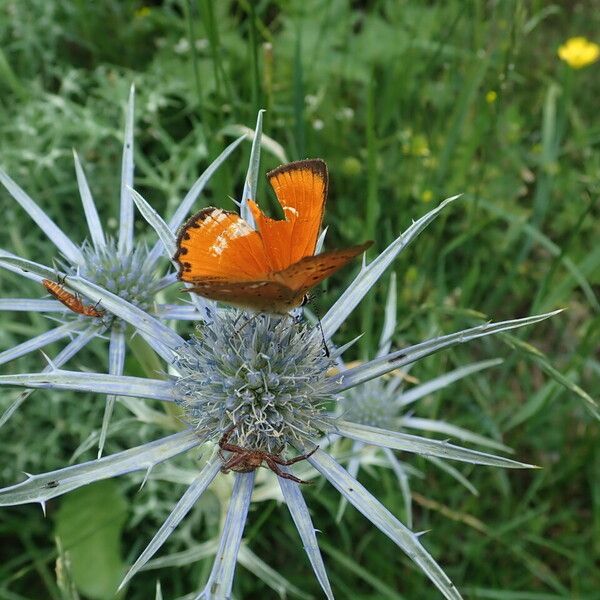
[174,159,371,313]
[42,279,105,318]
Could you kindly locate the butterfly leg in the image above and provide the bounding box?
[233,311,244,329]
[301,294,330,357]
[317,318,330,357]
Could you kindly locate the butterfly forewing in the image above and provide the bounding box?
[175,207,270,281]
[248,159,327,272]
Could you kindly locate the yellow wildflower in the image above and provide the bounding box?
[341,156,362,176]
[557,37,599,69]
[412,134,430,157]
[485,90,497,104]
[134,6,151,18]
[421,189,433,203]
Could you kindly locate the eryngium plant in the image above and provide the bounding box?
[0,85,245,455]
[0,187,560,599]
[335,273,510,528]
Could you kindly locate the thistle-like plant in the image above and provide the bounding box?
[0,86,245,455]
[0,123,560,598]
[334,272,513,528]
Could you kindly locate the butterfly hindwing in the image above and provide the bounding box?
[274,241,373,295]
[187,279,300,313]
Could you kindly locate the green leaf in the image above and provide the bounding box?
[54,480,127,600]
[501,333,599,420]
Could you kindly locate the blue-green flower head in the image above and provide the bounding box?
[76,238,160,325]
[175,310,336,454]
[341,379,396,429]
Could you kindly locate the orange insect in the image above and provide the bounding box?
[42,279,105,318]
[174,159,372,313]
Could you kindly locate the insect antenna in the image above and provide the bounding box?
[301,293,330,358]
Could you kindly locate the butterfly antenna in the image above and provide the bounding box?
[317,315,330,358]
[303,294,330,358]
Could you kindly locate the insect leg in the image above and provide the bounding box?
[265,458,311,485]
[270,446,319,466]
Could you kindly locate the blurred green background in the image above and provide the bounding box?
[0,1,598,598]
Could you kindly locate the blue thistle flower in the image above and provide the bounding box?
[0,231,560,598]
[175,310,335,453]
[0,86,245,454]
[334,273,512,527]
[0,108,566,599]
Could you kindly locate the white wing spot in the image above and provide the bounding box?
[210,210,228,223]
[209,221,254,256]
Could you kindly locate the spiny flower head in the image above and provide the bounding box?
[176,310,335,453]
[77,238,159,320]
[0,85,245,455]
[341,378,396,429]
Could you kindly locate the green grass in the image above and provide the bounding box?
[0,1,598,598]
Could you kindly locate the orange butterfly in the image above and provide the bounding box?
[174,159,372,313]
[42,279,105,318]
